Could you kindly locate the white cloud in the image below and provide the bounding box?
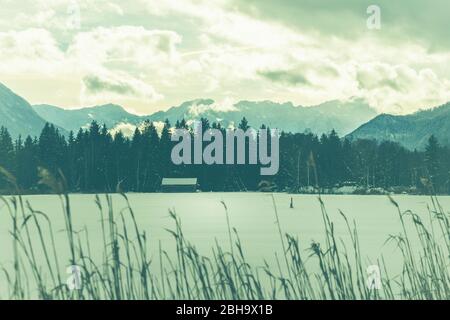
[109,120,166,137]
[109,122,137,137]
[355,63,450,113]
[143,0,307,45]
[1,0,450,115]
[0,26,173,107]
[68,26,182,68]
[0,28,65,74]
[188,97,237,116]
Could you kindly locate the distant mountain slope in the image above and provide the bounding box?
[348,102,450,149]
[0,83,59,138]
[33,104,145,132]
[148,98,377,136]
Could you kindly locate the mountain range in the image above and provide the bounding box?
[33,103,144,132]
[32,96,377,136]
[146,98,377,135]
[2,81,450,150]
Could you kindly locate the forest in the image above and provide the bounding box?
[0,117,448,194]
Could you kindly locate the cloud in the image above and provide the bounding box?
[84,75,131,96]
[142,0,308,49]
[0,0,128,31]
[109,120,166,137]
[188,98,238,116]
[234,0,450,52]
[0,28,64,74]
[68,26,182,67]
[82,71,163,102]
[0,25,177,108]
[106,2,124,16]
[109,122,137,137]
[258,69,309,86]
[2,0,450,116]
[354,63,450,114]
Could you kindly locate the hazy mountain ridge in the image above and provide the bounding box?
[32,97,375,136]
[33,103,146,132]
[348,102,450,149]
[147,98,377,135]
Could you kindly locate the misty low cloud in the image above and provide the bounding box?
[188,98,238,117]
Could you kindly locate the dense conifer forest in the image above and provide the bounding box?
[0,118,448,194]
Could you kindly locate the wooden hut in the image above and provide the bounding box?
[161,178,198,193]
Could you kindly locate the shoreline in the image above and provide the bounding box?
[0,191,446,197]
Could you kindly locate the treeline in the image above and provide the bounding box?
[0,118,449,194]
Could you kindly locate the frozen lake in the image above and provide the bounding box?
[0,192,448,298]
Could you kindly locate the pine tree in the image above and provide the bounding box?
[0,127,14,190]
[425,135,442,190]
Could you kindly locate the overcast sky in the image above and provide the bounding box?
[1,0,450,115]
